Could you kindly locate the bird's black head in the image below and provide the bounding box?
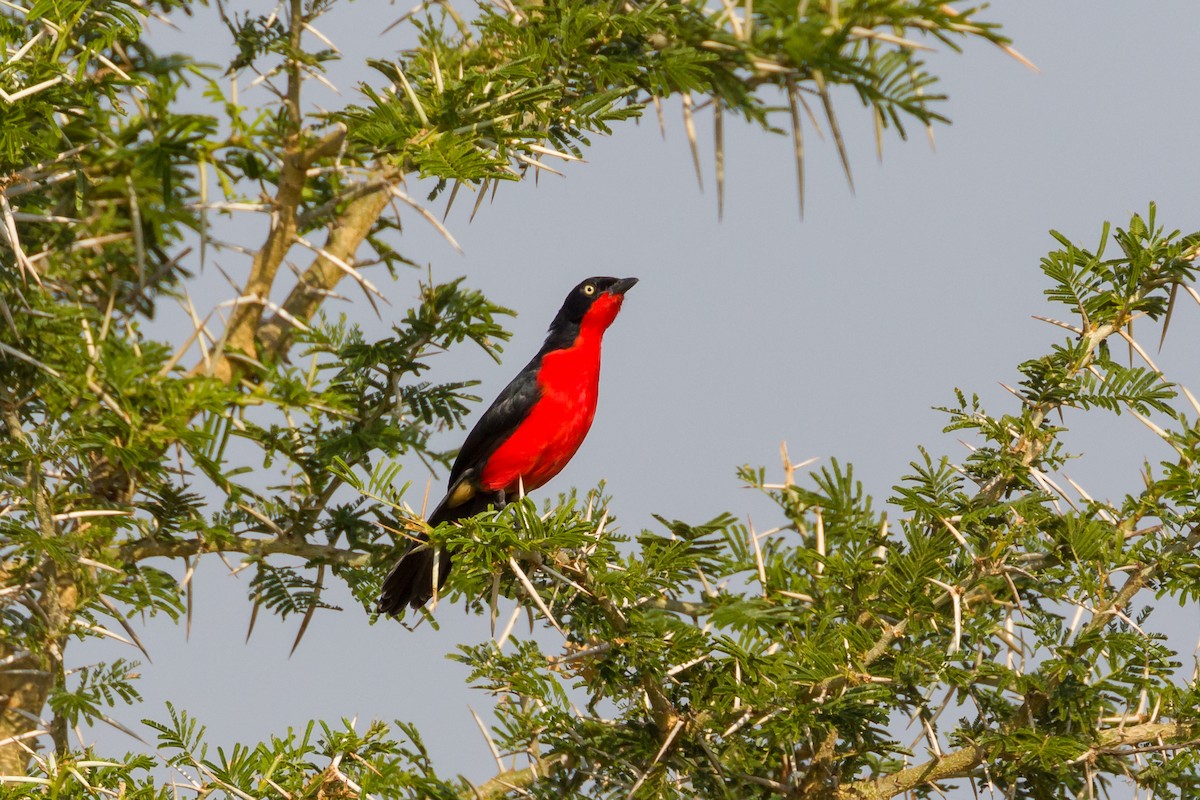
[553,276,638,326]
[543,276,638,346]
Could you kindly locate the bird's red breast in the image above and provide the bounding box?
[478,291,627,493]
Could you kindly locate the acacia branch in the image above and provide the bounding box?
[596,594,680,738]
[838,742,986,800]
[208,123,347,383]
[286,0,304,133]
[974,320,1118,506]
[459,754,570,800]
[808,269,1184,716]
[1014,521,1200,726]
[973,258,1180,509]
[563,558,682,740]
[639,596,710,616]
[808,520,1200,793]
[117,533,373,568]
[837,722,1196,800]
[257,174,395,359]
[1079,522,1200,641]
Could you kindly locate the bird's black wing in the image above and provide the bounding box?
[448,357,543,482]
[421,357,542,527]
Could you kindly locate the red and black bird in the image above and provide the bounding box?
[378,276,638,614]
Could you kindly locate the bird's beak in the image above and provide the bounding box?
[610,277,639,296]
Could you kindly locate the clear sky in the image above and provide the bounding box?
[81,2,1200,795]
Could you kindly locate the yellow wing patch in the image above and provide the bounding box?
[445,475,477,509]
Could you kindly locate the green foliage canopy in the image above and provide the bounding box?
[5,1,1200,798]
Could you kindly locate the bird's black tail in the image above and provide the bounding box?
[377,540,451,614]
[377,488,503,615]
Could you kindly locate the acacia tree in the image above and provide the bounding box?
[4,0,1200,797]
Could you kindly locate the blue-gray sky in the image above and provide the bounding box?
[82,2,1200,794]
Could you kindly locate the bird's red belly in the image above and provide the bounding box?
[479,347,600,494]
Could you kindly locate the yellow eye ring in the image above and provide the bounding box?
[583,284,596,296]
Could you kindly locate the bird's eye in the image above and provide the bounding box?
[582,283,596,296]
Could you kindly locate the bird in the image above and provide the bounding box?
[378,276,638,615]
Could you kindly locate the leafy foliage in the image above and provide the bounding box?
[6,0,1200,798]
[49,659,142,731]
[339,0,1010,200]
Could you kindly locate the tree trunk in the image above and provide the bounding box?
[0,565,76,775]
[0,644,51,775]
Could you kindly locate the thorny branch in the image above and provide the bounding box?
[207,123,348,383]
[257,175,396,359]
[117,534,374,569]
[837,722,1197,800]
